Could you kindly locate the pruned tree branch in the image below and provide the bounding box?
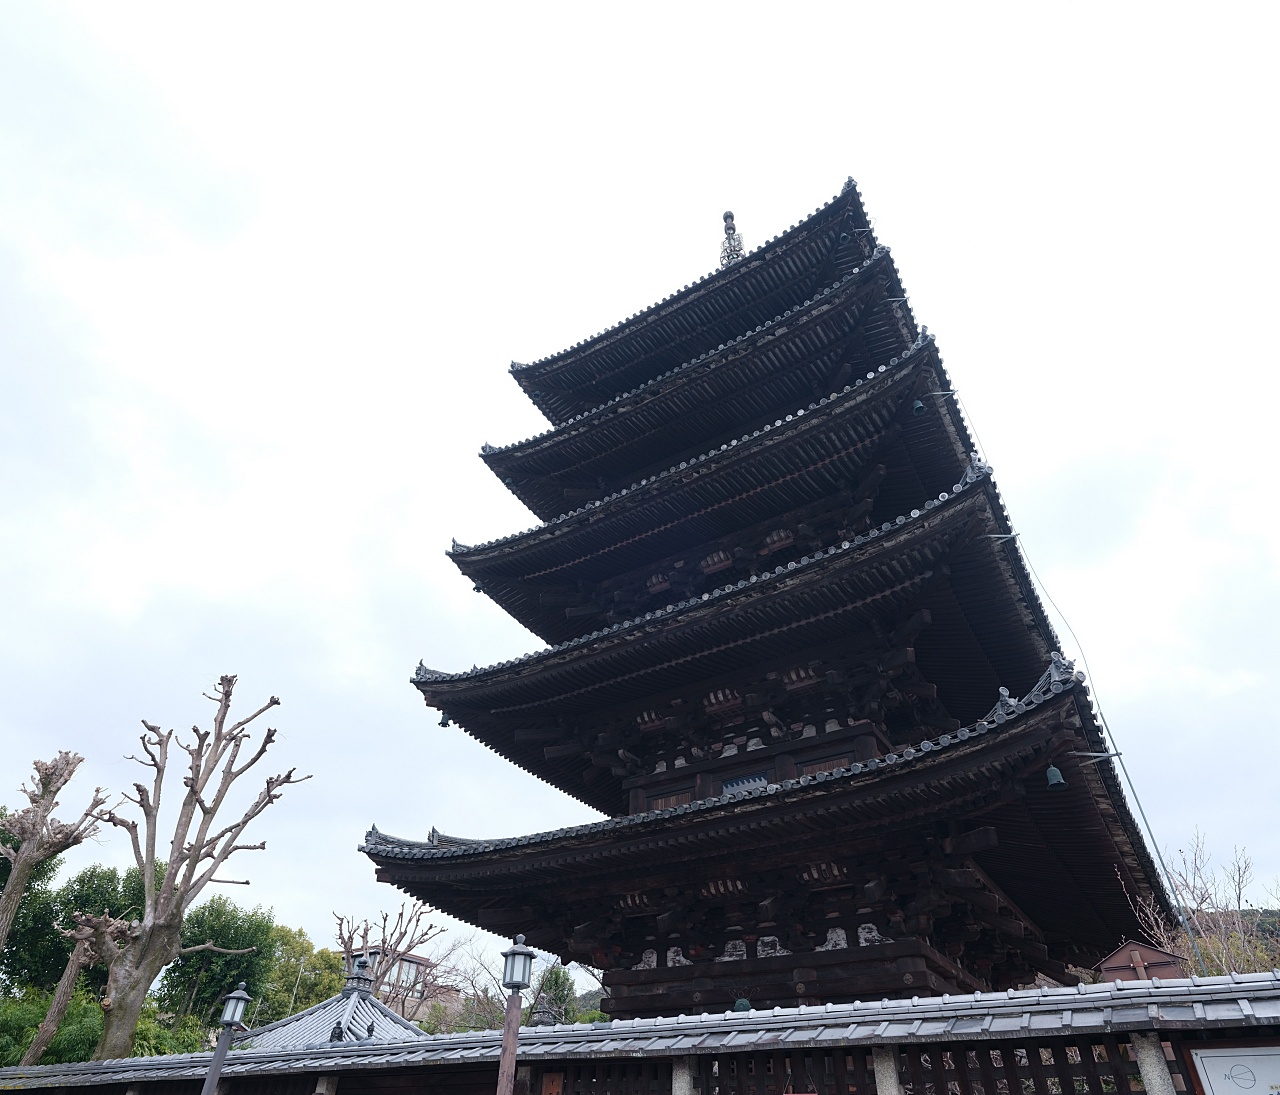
[84,675,308,1059]
[177,940,258,957]
[0,752,109,953]
[333,901,456,1021]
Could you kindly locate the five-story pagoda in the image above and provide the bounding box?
[363,180,1166,1018]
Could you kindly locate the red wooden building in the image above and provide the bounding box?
[363,179,1167,1018]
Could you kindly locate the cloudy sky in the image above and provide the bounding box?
[2,1,1277,974]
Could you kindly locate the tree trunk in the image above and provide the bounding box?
[94,927,179,1060]
[21,940,92,1066]
[0,855,36,954]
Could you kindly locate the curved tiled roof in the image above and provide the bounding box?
[486,250,891,461]
[449,333,937,567]
[510,183,880,424]
[376,655,1084,862]
[418,450,990,687]
[233,985,427,1052]
[5,974,1276,1089]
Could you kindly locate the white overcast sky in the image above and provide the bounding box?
[1,1,1277,973]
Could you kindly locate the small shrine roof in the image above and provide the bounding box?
[230,958,428,1052]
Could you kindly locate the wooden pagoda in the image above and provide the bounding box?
[363,179,1166,1018]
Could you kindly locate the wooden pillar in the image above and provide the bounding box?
[314,1076,339,1095]
[497,989,524,1095]
[873,1046,904,1095]
[672,1055,697,1095]
[1130,1033,1176,1095]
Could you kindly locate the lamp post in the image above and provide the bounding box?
[496,934,534,1095]
[199,982,252,1095]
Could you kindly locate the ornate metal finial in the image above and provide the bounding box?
[342,955,376,997]
[720,211,745,268]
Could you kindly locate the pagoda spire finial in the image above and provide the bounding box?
[720,211,745,268]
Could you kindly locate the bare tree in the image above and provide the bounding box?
[1122,830,1280,976]
[334,901,455,1021]
[80,675,308,1059]
[19,913,129,1066]
[0,752,108,953]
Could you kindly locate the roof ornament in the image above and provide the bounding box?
[1023,652,1086,707]
[450,538,473,554]
[955,453,993,492]
[983,686,1025,725]
[842,176,857,194]
[413,661,441,683]
[720,211,745,268]
[342,956,376,997]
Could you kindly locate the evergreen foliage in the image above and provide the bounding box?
[0,864,152,993]
[241,924,344,1029]
[0,986,206,1066]
[0,870,347,1064]
[155,897,276,1026]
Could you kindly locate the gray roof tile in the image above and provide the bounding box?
[4,974,1278,1089]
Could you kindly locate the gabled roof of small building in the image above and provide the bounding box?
[231,958,427,1052]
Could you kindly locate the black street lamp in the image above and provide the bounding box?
[199,982,252,1095]
[496,935,535,1095]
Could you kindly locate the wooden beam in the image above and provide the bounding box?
[514,728,563,743]
[944,826,999,855]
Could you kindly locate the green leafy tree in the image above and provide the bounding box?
[0,987,209,1066]
[452,986,506,1032]
[0,987,105,1066]
[130,1000,208,1058]
[248,924,344,1027]
[155,897,276,1025]
[1,864,152,994]
[526,963,577,1025]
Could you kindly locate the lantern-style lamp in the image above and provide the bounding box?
[502,934,535,991]
[219,982,252,1027]
[497,935,535,1095]
[200,983,255,1095]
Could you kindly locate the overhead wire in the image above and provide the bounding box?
[948,370,1211,976]
[1016,541,1210,976]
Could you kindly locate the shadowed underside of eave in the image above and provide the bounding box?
[368,691,1160,965]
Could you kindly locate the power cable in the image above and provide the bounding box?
[939,376,1208,973]
[1016,532,1210,977]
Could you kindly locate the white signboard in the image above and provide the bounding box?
[1191,1047,1280,1095]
